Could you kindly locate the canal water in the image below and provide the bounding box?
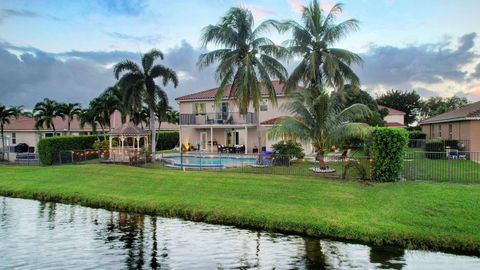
[0,196,479,269]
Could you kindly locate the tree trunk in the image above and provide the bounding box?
[157,121,162,145]
[150,108,156,156]
[68,120,71,135]
[1,124,5,160]
[316,149,326,170]
[255,108,261,152]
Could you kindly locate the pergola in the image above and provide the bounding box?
[108,123,149,161]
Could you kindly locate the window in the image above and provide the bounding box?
[260,100,268,111]
[11,133,16,144]
[45,132,61,137]
[193,103,206,115]
[449,124,453,139]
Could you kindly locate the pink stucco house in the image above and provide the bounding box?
[175,81,313,154]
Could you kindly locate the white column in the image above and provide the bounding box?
[109,136,112,150]
[179,126,182,152]
[210,127,213,153]
[244,126,248,154]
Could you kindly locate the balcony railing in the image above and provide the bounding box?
[180,112,256,125]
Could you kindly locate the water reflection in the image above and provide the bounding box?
[0,196,479,270]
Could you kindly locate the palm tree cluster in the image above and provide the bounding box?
[199,0,366,151]
[0,105,29,159]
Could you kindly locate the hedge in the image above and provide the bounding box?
[425,139,460,159]
[38,135,106,165]
[156,131,179,151]
[371,128,408,182]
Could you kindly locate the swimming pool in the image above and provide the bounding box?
[162,155,257,168]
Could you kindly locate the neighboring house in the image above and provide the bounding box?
[175,81,314,154]
[378,105,406,127]
[419,101,480,152]
[2,110,178,161]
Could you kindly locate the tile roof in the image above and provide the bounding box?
[260,117,285,125]
[3,114,178,131]
[378,105,406,115]
[175,80,292,101]
[419,101,480,124]
[109,123,149,136]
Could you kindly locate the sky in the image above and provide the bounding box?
[0,0,480,108]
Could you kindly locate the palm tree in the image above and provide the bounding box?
[79,108,98,134]
[267,0,362,93]
[165,108,179,124]
[0,105,20,160]
[102,85,138,124]
[114,49,178,153]
[197,7,289,149]
[33,98,61,134]
[154,100,168,130]
[58,102,82,134]
[269,86,372,169]
[132,106,149,128]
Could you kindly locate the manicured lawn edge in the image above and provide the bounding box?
[0,164,478,255]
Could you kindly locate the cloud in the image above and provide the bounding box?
[288,0,305,13]
[0,8,60,23]
[471,63,480,79]
[0,40,218,109]
[356,32,480,100]
[239,3,276,20]
[96,0,147,16]
[106,32,163,45]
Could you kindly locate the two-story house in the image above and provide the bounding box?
[175,81,313,154]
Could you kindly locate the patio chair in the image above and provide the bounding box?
[206,116,214,124]
[448,149,459,160]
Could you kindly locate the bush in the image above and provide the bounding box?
[272,140,304,162]
[408,131,427,148]
[425,139,460,159]
[156,131,179,151]
[371,128,408,182]
[38,135,105,165]
[93,139,118,149]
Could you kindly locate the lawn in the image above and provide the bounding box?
[0,164,479,254]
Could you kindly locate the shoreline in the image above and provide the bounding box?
[1,164,479,255]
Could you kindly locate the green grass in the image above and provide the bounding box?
[404,148,480,182]
[0,164,479,254]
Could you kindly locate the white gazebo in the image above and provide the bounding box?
[107,123,150,162]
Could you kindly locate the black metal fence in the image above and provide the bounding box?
[16,149,480,184]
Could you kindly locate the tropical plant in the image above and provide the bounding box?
[79,108,99,134]
[0,105,21,160]
[114,49,178,154]
[269,86,372,169]
[102,85,130,124]
[266,0,362,93]
[165,108,179,124]
[58,102,82,134]
[33,98,62,133]
[197,7,288,148]
[132,106,149,128]
[154,100,168,130]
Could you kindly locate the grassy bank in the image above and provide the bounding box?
[0,164,479,254]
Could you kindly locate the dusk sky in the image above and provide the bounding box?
[1,0,480,108]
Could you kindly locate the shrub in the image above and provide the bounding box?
[93,139,118,149]
[272,140,304,162]
[156,131,179,151]
[371,128,408,182]
[408,131,427,148]
[38,135,105,165]
[425,139,460,159]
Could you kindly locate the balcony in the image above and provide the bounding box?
[180,112,256,125]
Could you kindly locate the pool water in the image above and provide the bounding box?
[165,155,257,168]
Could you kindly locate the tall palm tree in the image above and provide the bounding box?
[33,98,62,134]
[58,102,82,134]
[89,95,117,132]
[267,0,362,93]
[269,86,372,169]
[154,100,168,130]
[0,105,20,160]
[103,85,138,124]
[198,7,289,149]
[114,49,178,153]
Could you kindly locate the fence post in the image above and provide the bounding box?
[180,151,184,171]
[59,152,62,165]
[71,151,74,164]
[448,155,451,182]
